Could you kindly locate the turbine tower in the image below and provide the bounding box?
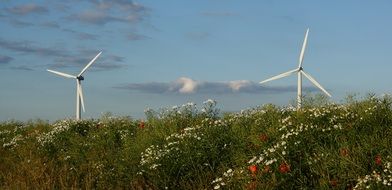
[260,29,331,109]
[47,52,102,120]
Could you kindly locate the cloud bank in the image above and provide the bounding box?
[115,77,318,94]
[0,55,13,64]
[10,65,34,71]
[0,38,126,70]
[0,38,68,57]
[6,4,49,15]
[2,1,150,41]
[67,0,148,26]
[48,53,126,70]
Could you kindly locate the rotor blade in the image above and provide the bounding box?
[77,80,85,112]
[78,51,102,76]
[47,69,76,79]
[298,28,309,68]
[301,71,331,97]
[260,68,299,84]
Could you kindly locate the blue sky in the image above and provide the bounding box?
[1,0,392,121]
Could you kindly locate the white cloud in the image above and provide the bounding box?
[228,80,252,91]
[114,77,317,94]
[174,77,199,94]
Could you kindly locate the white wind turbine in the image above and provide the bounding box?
[260,28,331,109]
[47,52,102,120]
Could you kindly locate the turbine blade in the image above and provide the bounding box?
[78,81,86,112]
[301,71,331,97]
[78,51,102,76]
[260,68,298,84]
[47,69,76,78]
[298,28,309,68]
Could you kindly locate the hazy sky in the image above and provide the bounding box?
[1,0,392,121]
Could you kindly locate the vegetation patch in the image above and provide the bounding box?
[1,95,392,189]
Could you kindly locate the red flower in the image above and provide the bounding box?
[259,134,269,142]
[330,179,338,187]
[278,162,291,174]
[375,155,382,166]
[249,165,258,174]
[139,121,145,129]
[96,123,103,129]
[246,181,257,190]
[263,165,270,173]
[339,148,349,157]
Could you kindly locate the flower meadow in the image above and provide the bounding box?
[1,95,392,189]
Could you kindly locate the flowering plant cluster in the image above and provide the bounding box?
[140,117,227,172]
[211,102,379,189]
[1,122,30,149]
[354,158,392,189]
[36,119,94,147]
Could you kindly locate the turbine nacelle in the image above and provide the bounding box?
[77,76,84,81]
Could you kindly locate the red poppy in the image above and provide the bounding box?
[259,134,269,142]
[139,121,145,129]
[249,165,257,174]
[279,162,291,174]
[375,155,382,166]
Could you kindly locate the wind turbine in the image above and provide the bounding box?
[260,28,331,109]
[47,52,102,120]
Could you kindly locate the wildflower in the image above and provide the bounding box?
[139,120,145,129]
[249,165,257,174]
[259,133,268,142]
[96,123,103,129]
[248,156,257,164]
[339,148,349,157]
[375,155,382,166]
[330,179,338,187]
[279,162,290,174]
[263,165,270,173]
[246,181,257,190]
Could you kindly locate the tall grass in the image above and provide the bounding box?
[1,95,392,189]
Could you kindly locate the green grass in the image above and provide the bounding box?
[1,95,392,189]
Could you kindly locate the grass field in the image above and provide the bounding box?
[1,94,392,189]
